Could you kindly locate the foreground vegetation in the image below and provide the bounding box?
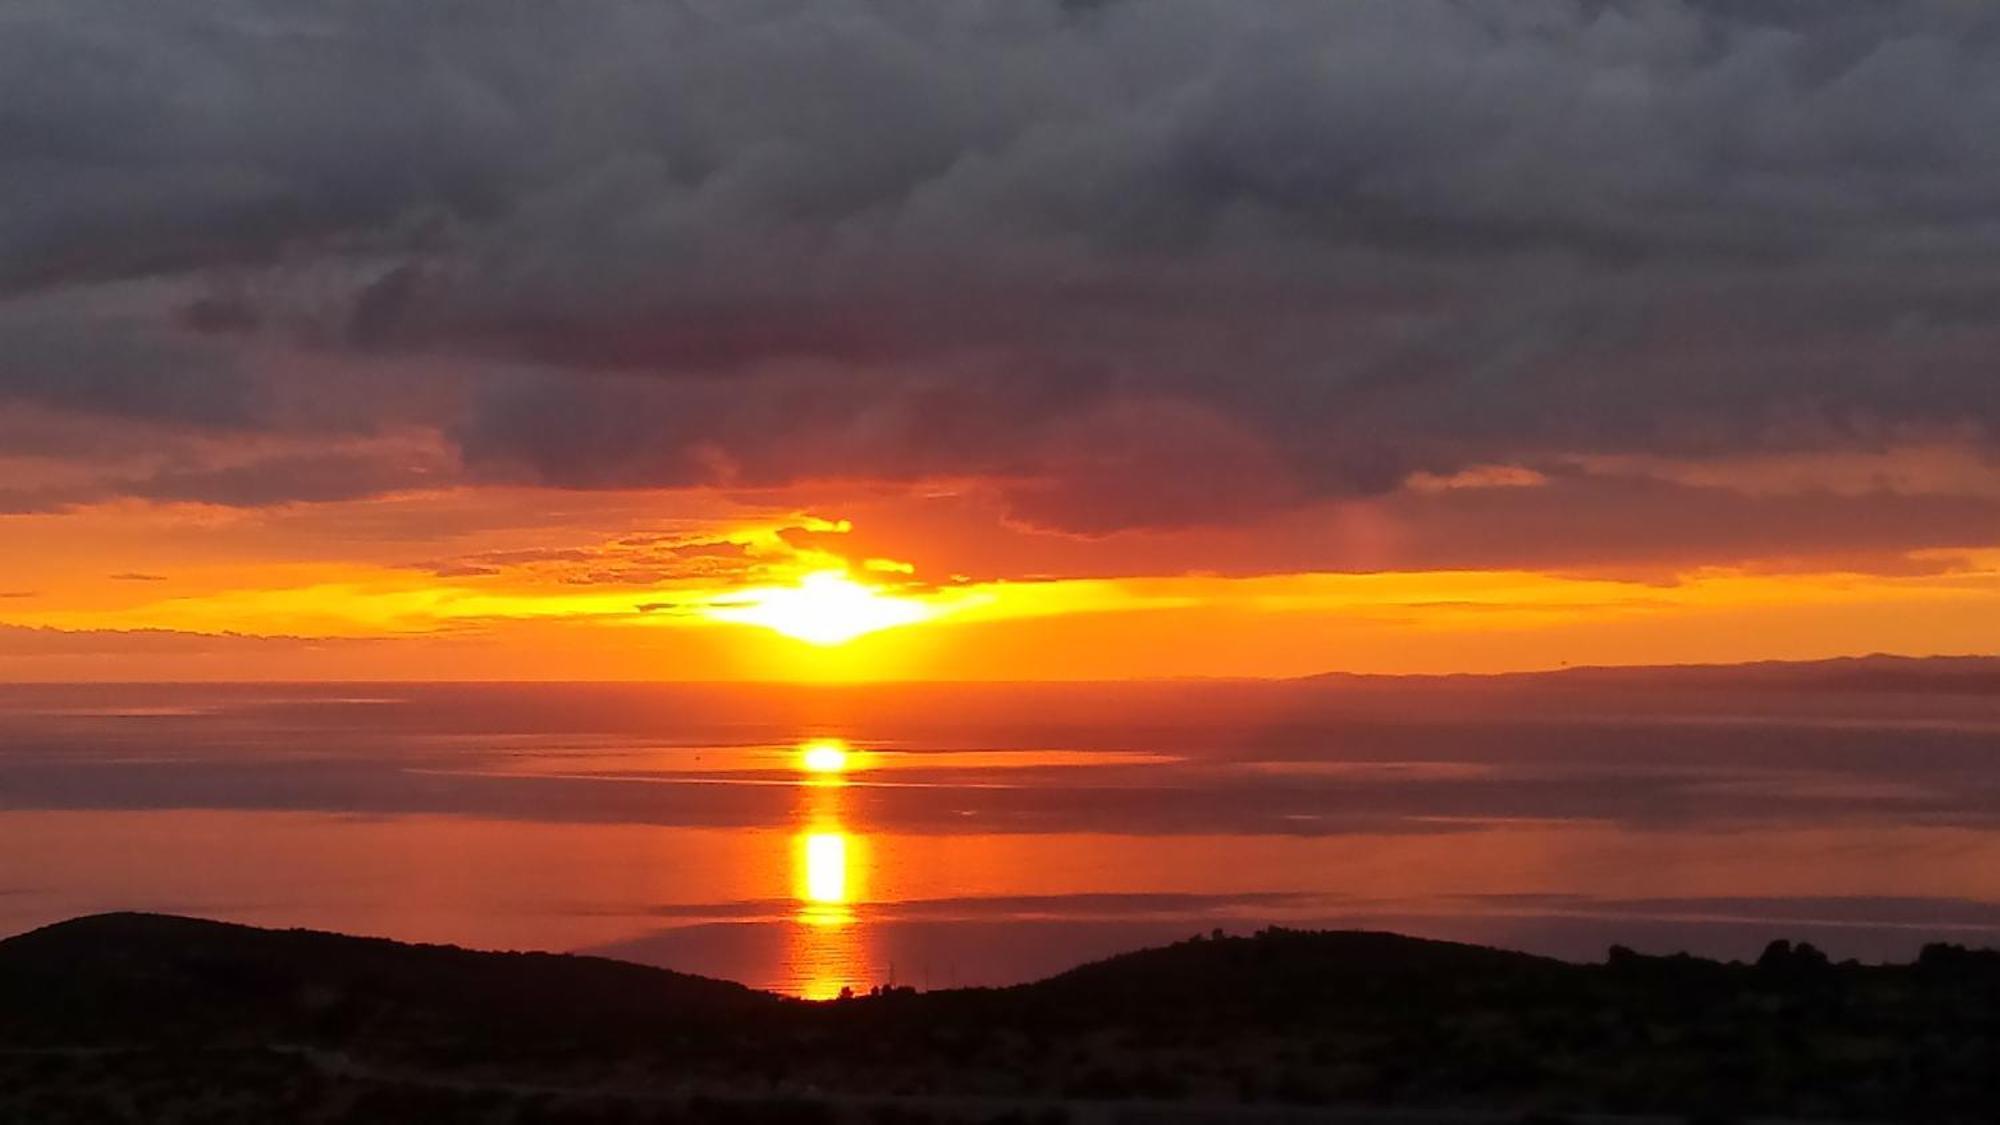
[3,913,1997,1122]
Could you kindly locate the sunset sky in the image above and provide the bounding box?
[5,0,2000,680]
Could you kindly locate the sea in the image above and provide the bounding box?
[3,674,1998,998]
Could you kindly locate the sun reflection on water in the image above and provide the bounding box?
[788,739,874,999]
[798,831,852,921]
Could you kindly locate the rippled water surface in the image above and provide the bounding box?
[3,678,1998,996]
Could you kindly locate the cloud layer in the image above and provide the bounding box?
[5,0,2000,545]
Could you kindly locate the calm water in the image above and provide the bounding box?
[3,678,1999,996]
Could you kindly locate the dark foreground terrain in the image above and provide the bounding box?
[3,915,1997,1123]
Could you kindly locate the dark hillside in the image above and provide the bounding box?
[902,928,1566,1030]
[7,915,2000,1120]
[0,912,777,1049]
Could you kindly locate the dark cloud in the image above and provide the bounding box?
[0,300,257,428]
[1355,471,2000,575]
[4,0,2000,536]
[407,536,767,588]
[0,624,378,657]
[0,438,454,514]
[127,450,449,508]
[429,564,501,579]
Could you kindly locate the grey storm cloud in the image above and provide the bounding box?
[3,0,2000,531]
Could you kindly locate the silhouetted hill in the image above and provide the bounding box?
[8,914,2000,1122]
[906,928,1567,1031]
[0,912,776,1049]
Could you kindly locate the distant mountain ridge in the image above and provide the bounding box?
[1299,652,2000,692]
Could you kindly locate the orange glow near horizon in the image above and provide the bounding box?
[1,489,1997,681]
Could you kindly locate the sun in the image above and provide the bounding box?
[707,570,932,645]
[799,739,851,774]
